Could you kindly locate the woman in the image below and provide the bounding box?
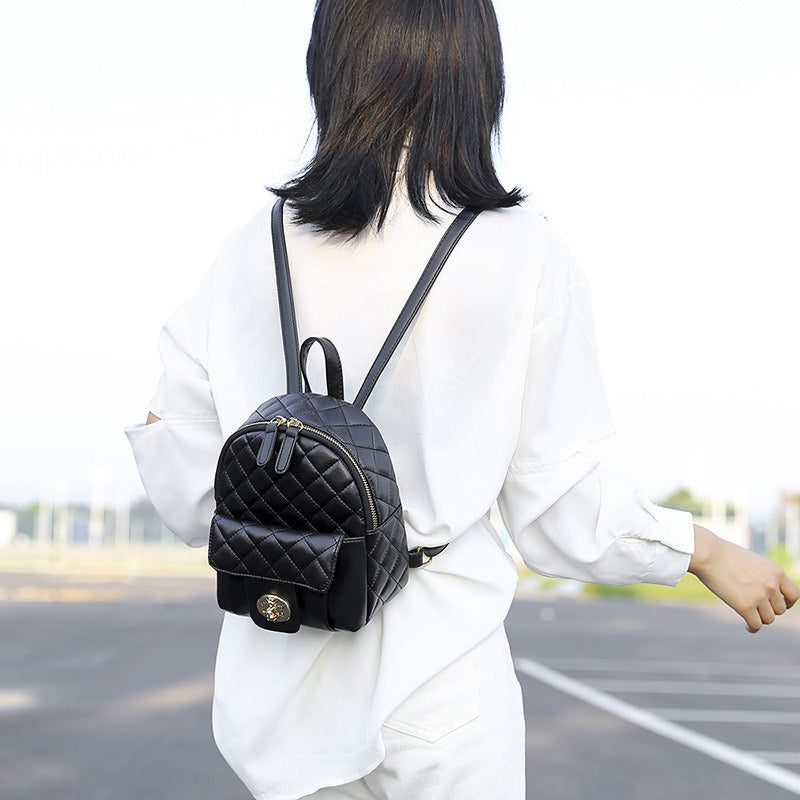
[126,1,799,798]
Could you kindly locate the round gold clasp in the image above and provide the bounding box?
[256,594,292,622]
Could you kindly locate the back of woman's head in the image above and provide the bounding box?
[274,0,524,236]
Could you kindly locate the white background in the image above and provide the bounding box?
[1,0,798,519]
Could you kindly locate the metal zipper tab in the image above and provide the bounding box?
[230,414,379,531]
[256,422,278,466]
[255,417,286,467]
[274,418,302,474]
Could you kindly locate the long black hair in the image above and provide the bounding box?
[272,0,524,236]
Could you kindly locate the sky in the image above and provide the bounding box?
[1,0,799,520]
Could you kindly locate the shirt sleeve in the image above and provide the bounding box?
[124,268,223,547]
[496,254,695,587]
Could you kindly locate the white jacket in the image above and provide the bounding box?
[125,189,694,800]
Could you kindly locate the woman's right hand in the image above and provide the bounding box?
[689,524,800,633]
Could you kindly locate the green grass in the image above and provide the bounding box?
[580,572,714,602]
[516,547,800,604]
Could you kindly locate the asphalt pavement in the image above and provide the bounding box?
[508,595,800,799]
[2,570,800,799]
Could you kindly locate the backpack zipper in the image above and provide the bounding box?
[284,418,379,531]
[222,416,379,531]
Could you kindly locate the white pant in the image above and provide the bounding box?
[299,624,526,800]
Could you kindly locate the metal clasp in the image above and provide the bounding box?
[256,594,292,622]
[411,546,434,568]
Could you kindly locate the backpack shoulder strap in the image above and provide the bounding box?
[353,207,478,409]
[272,198,302,393]
[271,198,480,404]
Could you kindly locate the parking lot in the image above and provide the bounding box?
[2,571,800,798]
[508,596,800,798]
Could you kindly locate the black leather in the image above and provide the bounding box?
[272,197,479,408]
[353,208,478,409]
[211,392,410,625]
[210,395,410,630]
[210,516,345,591]
[272,199,302,394]
[209,201,481,632]
[408,544,449,568]
[300,336,345,399]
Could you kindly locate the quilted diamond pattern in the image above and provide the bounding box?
[211,391,410,629]
[365,504,408,617]
[209,515,342,592]
[245,393,402,525]
[215,432,366,537]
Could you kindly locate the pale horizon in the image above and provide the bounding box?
[2,0,798,523]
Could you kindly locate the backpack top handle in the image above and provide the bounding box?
[271,197,480,409]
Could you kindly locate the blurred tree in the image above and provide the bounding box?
[660,487,704,516]
[766,543,794,572]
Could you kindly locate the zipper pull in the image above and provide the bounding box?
[256,417,286,467]
[274,418,302,474]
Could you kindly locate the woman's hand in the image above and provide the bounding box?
[689,524,800,633]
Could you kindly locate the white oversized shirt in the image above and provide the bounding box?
[125,189,694,800]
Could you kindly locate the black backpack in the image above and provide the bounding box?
[208,198,479,633]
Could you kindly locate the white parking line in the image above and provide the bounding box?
[536,656,800,679]
[0,690,37,713]
[588,679,800,697]
[515,657,800,796]
[750,753,800,765]
[647,709,800,724]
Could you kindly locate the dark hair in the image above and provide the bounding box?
[272,0,524,236]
